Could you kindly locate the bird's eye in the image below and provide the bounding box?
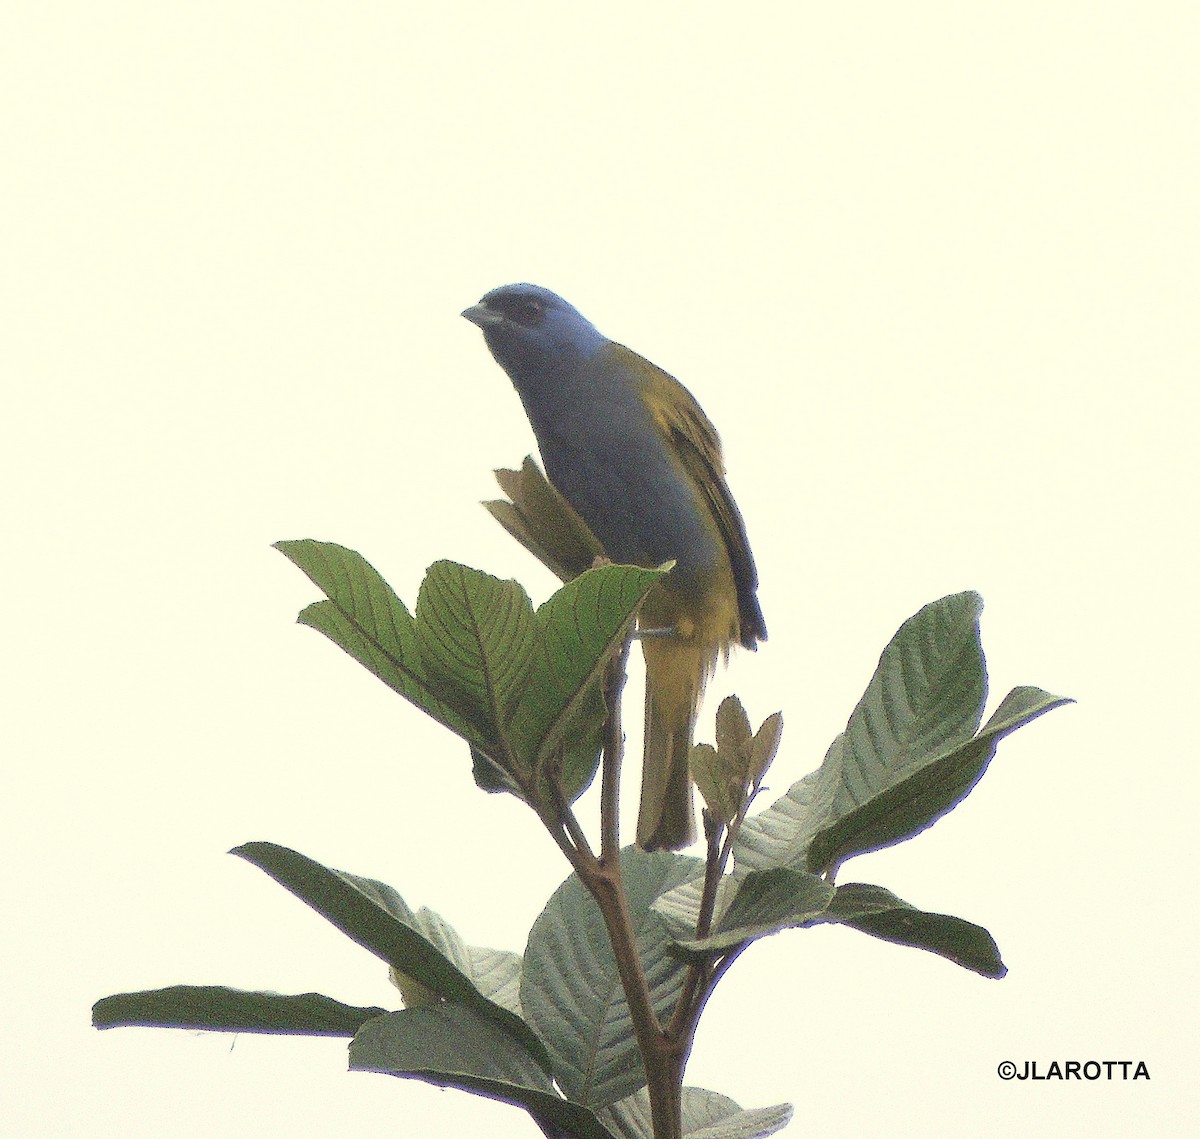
[488,293,545,327]
[516,298,543,324]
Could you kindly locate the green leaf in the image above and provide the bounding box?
[231,842,547,1067]
[691,699,782,826]
[556,686,607,803]
[275,540,485,748]
[825,590,988,832]
[672,869,834,958]
[408,905,524,1017]
[650,874,737,940]
[470,744,524,795]
[512,563,665,794]
[690,742,737,824]
[977,684,1073,739]
[735,593,1072,877]
[92,986,385,1036]
[714,868,833,938]
[826,883,1007,979]
[714,696,752,765]
[749,712,784,785]
[600,1086,793,1139]
[278,543,660,802]
[351,1004,617,1139]
[733,742,842,875]
[413,560,538,763]
[807,683,1072,872]
[522,847,700,1109]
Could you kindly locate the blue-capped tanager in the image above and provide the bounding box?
[462,284,766,850]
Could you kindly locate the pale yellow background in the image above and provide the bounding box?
[3,4,1196,1137]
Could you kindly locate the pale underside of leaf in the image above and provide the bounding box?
[599,1086,793,1139]
[231,842,544,1064]
[522,848,701,1109]
[351,1005,617,1139]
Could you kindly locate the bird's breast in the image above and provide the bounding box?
[518,365,727,600]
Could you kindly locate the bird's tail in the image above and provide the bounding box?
[636,637,709,851]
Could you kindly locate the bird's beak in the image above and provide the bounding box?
[461,303,503,328]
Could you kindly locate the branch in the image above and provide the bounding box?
[530,619,680,1135]
[546,757,595,863]
[667,804,748,1043]
[585,861,680,1138]
[579,630,681,1137]
[600,634,632,862]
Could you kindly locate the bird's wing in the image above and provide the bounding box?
[622,347,767,647]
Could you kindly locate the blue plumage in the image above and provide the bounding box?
[464,283,764,848]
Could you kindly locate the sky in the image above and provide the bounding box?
[3,3,1197,1136]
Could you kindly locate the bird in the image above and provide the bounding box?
[462,283,766,850]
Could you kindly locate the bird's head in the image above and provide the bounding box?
[462,284,607,380]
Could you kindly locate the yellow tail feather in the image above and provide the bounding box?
[636,634,713,851]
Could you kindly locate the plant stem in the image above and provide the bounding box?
[667,808,736,1033]
[553,775,595,861]
[586,632,682,1138]
[537,628,685,1137]
[586,861,682,1138]
[599,635,631,862]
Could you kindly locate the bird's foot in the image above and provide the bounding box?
[635,625,680,641]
